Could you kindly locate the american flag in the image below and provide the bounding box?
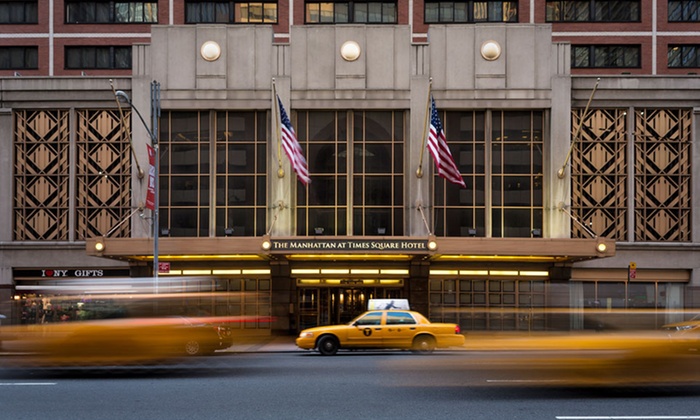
[277,95,311,186]
[427,95,466,188]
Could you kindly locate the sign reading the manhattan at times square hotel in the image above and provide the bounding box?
[269,239,430,253]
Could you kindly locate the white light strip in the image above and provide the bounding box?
[519,271,549,277]
[380,269,409,275]
[291,268,319,275]
[321,268,350,275]
[351,269,380,275]
[241,269,271,275]
[212,269,242,275]
[430,270,459,275]
[488,270,519,276]
[182,269,211,275]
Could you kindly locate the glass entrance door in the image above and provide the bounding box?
[296,287,402,329]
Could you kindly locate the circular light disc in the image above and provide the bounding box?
[480,41,502,61]
[340,41,361,62]
[200,41,221,62]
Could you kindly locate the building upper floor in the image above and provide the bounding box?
[1,24,699,252]
[2,0,700,76]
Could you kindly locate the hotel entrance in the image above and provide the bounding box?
[297,283,403,330]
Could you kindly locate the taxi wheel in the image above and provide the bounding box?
[412,336,436,354]
[317,336,339,356]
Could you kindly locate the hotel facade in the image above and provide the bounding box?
[1,0,699,333]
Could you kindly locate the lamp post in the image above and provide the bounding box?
[115,81,161,291]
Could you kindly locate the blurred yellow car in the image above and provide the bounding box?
[296,310,465,355]
[662,314,700,333]
[0,316,234,367]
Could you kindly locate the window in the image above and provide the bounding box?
[305,1,396,23]
[669,0,700,21]
[386,312,416,325]
[159,111,211,238]
[491,111,543,238]
[185,1,278,23]
[159,110,269,237]
[581,281,684,329]
[434,111,486,237]
[0,1,38,23]
[352,111,404,236]
[0,46,38,69]
[65,1,158,23]
[214,111,268,237]
[425,0,517,23]
[545,0,640,22]
[65,46,132,69]
[434,110,542,238]
[354,312,383,325]
[430,277,546,331]
[572,45,641,68]
[294,110,405,236]
[668,45,700,67]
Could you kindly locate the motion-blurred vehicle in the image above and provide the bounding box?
[0,316,235,367]
[296,310,465,355]
[433,330,700,387]
[175,317,234,356]
[662,314,700,333]
[662,314,700,353]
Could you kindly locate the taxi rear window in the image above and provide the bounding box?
[386,312,416,325]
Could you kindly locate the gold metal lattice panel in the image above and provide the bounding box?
[13,110,70,241]
[571,109,628,240]
[634,109,691,242]
[76,110,132,239]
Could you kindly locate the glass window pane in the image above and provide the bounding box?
[425,3,439,21]
[354,3,368,22]
[454,2,469,21]
[335,3,349,21]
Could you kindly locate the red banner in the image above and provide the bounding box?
[145,145,156,211]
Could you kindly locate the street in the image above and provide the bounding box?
[1,350,699,420]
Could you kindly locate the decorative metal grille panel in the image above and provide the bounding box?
[14,110,70,240]
[634,109,691,241]
[571,109,628,240]
[76,110,132,239]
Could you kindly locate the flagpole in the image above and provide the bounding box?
[557,77,600,179]
[416,78,433,178]
[272,78,284,179]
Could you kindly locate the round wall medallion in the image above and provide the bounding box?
[480,41,502,61]
[200,41,221,62]
[340,41,361,62]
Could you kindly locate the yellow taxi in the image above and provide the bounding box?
[296,310,465,355]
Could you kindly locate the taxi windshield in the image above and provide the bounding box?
[350,311,383,326]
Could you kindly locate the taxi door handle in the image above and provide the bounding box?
[409,327,416,330]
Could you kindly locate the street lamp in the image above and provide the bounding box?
[115,81,161,291]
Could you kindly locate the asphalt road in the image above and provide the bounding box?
[1,351,699,420]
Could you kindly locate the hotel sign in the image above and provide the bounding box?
[269,239,430,253]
